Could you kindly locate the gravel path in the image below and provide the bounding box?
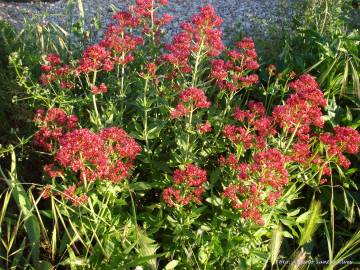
[0,0,300,43]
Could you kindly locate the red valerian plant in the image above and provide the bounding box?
[224,101,276,150]
[33,108,78,152]
[48,126,141,184]
[162,4,224,74]
[319,126,360,169]
[272,74,327,142]
[210,37,259,92]
[221,148,288,225]
[171,87,211,119]
[35,107,142,205]
[20,1,360,268]
[163,164,208,206]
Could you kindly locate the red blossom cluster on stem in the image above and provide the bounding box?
[40,54,74,90]
[163,164,208,207]
[53,127,141,183]
[223,101,276,149]
[210,37,259,92]
[33,108,78,152]
[39,0,173,94]
[170,87,211,119]
[162,5,224,74]
[272,74,327,142]
[319,126,360,169]
[221,148,288,225]
[35,109,141,206]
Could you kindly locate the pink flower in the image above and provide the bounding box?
[236,37,255,50]
[33,108,78,152]
[45,54,61,65]
[163,164,208,207]
[197,121,212,133]
[273,75,326,140]
[162,4,224,74]
[91,83,108,94]
[179,87,211,108]
[170,103,190,119]
[319,126,360,169]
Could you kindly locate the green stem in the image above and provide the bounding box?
[184,106,194,163]
[126,179,138,244]
[191,39,204,87]
[91,70,101,126]
[284,124,300,153]
[143,77,150,150]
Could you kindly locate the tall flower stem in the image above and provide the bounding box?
[191,39,204,87]
[183,38,205,163]
[119,31,126,124]
[184,105,194,163]
[91,70,101,127]
[143,77,150,150]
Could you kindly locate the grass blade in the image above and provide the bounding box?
[270,224,283,266]
[299,199,322,246]
[0,147,41,265]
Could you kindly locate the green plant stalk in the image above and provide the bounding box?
[329,160,335,263]
[191,39,204,87]
[184,106,194,163]
[143,76,150,150]
[84,187,112,259]
[284,124,300,153]
[125,179,139,248]
[90,70,101,126]
[119,39,126,124]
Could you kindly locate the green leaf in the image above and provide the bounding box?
[61,246,89,269]
[340,60,349,97]
[38,261,53,270]
[299,199,322,246]
[165,260,179,270]
[137,227,159,270]
[270,225,283,265]
[350,60,360,98]
[130,182,152,191]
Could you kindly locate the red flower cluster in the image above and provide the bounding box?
[223,184,264,225]
[197,121,212,134]
[272,74,326,141]
[51,127,141,183]
[289,142,312,164]
[319,126,360,169]
[132,0,172,36]
[40,54,74,90]
[100,23,143,65]
[33,108,78,152]
[210,37,259,92]
[163,164,207,206]
[162,5,224,73]
[223,101,276,149]
[76,44,113,74]
[171,87,211,119]
[91,83,108,94]
[252,148,289,189]
[221,148,288,224]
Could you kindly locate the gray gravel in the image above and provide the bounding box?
[0,0,300,43]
